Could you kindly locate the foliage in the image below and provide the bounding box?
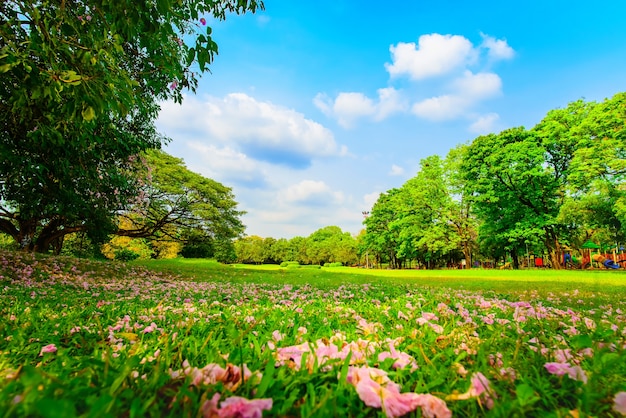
[0,0,262,252]
[234,227,357,266]
[118,150,245,254]
[101,235,154,260]
[362,92,626,269]
[113,248,141,261]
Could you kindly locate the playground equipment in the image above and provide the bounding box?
[591,254,621,269]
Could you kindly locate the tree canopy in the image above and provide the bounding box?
[0,0,262,252]
[361,92,626,269]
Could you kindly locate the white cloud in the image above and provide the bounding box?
[282,180,344,205]
[363,191,381,211]
[317,32,514,128]
[469,113,500,134]
[480,33,515,61]
[412,95,468,121]
[412,71,502,121]
[375,87,407,121]
[385,34,475,80]
[314,87,407,128]
[158,93,345,168]
[453,71,502,100]
[389,164,405,176]
[184,142,269,188]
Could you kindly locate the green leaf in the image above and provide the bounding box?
[515,383,539,407]
[59,70,82,85]
[82,106,96,121]
[570,334,593,349]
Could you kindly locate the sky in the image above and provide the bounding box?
[156,0,626,239]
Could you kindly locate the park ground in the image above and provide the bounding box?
[1,251,625,417]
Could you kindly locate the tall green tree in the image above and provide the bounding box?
[444,144,478,265]
[564,93,626,247]
[0,0,263,252]
[363,189,403,268]
[394,155,461,268]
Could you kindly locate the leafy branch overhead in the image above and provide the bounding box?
[0,0,262,252]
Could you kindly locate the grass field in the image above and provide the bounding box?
[1,252,625,417]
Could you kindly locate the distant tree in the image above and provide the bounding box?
[444,144,478,265]
[261,237,278,264]
[363,190,403,268]
[119,150,245,249]
[271,238,291,264]
[234,236,264,264]
[306,226,357,265]
[564,93,626,246]
[286,236,308,264]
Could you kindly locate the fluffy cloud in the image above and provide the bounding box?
[480,33,515,61]
[412,95,468,121]
[314,87,406,128]
[183,142,269,188]
[282,180,344,206]
[158,93,346,169]
[385,34,475,80]
[316,33,514,128]
[412,70,502,121]
[453,71,502,100]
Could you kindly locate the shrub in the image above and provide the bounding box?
[280,261,300,267]
[324,262,343,268]
[114,249,140,262]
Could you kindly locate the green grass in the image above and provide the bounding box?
[2,252,625,417]
[139,258,626,295]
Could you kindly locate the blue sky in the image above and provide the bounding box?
[156,0,626,239]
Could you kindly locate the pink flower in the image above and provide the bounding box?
[39,344,57,356]
[447,372,496,409]
[545,362,571,376]
[200,17,207,25]
[413,394,452,418]
[216,396,273,418]
[346,366,420,418]
[378,341,418,371]
[613,392,626,415]
[169,81,178,90]
[544,362,588,384]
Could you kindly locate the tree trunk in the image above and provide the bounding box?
[545,231,562,270]
[511,251,520,269]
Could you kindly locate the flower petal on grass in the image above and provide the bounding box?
[39,343,57,356]
[613,391,626,415]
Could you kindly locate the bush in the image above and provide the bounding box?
[280,261,300,267]
[114,249,140,262]
[324,262,343,267]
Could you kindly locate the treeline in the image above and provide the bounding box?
[234,226,358,265]
[362,92,626,269]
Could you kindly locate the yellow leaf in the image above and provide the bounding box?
[118,332,138,341]
[82,106,95,121]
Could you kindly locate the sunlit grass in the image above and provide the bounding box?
[2,252,625,417]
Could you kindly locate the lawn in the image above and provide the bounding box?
[1,251,625,417]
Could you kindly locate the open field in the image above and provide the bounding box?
[1,252,625,417]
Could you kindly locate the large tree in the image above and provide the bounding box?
[0,0,263,252]
[119,150,245,248]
